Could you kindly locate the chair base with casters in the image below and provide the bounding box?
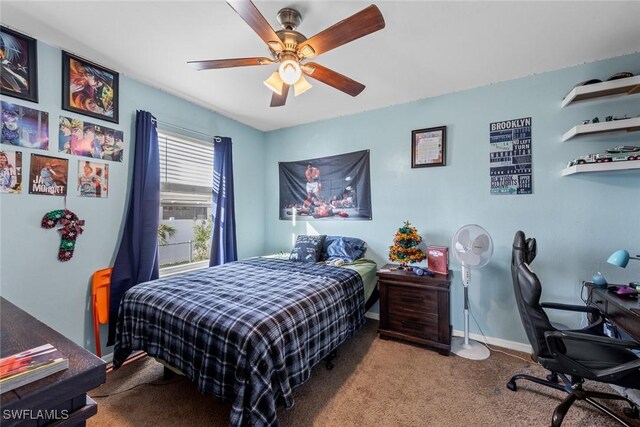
[507,371,639,427]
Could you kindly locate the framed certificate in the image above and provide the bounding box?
[411,126,446,168]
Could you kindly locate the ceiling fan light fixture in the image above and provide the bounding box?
[278,59,302,85]
[263,71,284,95]
[293,75,312,96]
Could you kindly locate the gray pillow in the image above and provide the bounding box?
[289,235,326,262]
[322,236,367,263]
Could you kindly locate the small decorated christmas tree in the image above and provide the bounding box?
[389,220,427,267]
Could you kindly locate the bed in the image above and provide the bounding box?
[112,256,377,426]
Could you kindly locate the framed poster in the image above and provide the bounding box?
[77,160,108,198]
[62,51,119,123]
[1,101,49,150]
[489,117,532,195]
[0,149,22,194]
[29,154,68,196]
[58,116,124,161]
[0,27,38,103]
[411,126,446,168]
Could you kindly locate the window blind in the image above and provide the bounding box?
[158,130,214,194]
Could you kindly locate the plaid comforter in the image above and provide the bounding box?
[113,258,365,426]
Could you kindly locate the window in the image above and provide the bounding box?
[158,130,213,272]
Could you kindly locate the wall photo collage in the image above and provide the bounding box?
[0,26,122,198]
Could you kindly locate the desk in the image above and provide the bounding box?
[585,284,640,342]
[1,298,106,426]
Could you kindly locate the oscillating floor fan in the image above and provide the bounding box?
[451,224,494,360]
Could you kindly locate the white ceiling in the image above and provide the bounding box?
[2,1,639,132]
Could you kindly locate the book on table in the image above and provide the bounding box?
[427,245,449,275]
[0,343,69,393]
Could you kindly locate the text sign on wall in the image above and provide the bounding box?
[489,117,532,195]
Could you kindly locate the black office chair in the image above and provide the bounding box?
[507,230,640,427]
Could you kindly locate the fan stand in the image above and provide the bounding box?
[451,266,490,360]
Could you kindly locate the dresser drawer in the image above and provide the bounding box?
[377,265,451,354]
[388,311,438,341]
[387,285,437,314]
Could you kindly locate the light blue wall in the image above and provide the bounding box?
[0,41,266,353]
[264,53,640,345]
[1,37,638,352]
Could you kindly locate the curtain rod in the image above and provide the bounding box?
[157,120,222,142]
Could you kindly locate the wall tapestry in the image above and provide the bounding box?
[77,160,108,198]
[29,154,68,196]
[0,149,21,194]
[0,26,38,103]
[58,116,124,161]
[1,101,49,150]
[489,117,532,195]
[62,51,119,124]
[279,149,372,220]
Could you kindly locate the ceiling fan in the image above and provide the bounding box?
[188,0,385,107]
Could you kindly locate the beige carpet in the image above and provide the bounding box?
[89,321,635,426]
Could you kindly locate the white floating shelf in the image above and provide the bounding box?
[562,160,640,176]
[561,75,640,107]
[561,117,640,142]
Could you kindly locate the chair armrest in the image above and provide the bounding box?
[540,302,600,315]
[540,302,604,334]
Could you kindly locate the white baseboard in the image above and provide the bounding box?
[452,329,532,354]
[101,352,113,364]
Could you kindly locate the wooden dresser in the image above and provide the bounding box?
[1,298,106,426]
[377,264,451,355]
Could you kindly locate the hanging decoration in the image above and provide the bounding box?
[41,209,84,261]
[389,220,426,268]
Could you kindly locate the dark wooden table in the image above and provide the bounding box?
[377,264,451,355]
[1,298,106,426]
[585,284,640,342]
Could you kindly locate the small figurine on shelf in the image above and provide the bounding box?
[388,220,427,268]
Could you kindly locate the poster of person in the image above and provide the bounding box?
[59,116,124,162]
[77,160,108,198]
[279,150,372,220]
[0,26,38,103]
[0,149,21,194]
[29,154,68,196]
[62,51,119,123]
[489,117,532,195]
[1,101,49,150]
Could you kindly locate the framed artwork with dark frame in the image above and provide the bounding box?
[0,26,38,103]
[411,126,446,168]
[61,51,119,124]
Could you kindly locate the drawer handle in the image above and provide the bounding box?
[400,297,423,304]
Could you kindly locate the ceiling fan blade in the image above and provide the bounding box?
[270,84,290,107]
[188,57,274,70]
[303,63,365,97]
[297,5,385,59]
[227,0,285,50]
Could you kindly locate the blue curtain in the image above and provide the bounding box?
[209,136,237,266]
[107,111,160,345]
